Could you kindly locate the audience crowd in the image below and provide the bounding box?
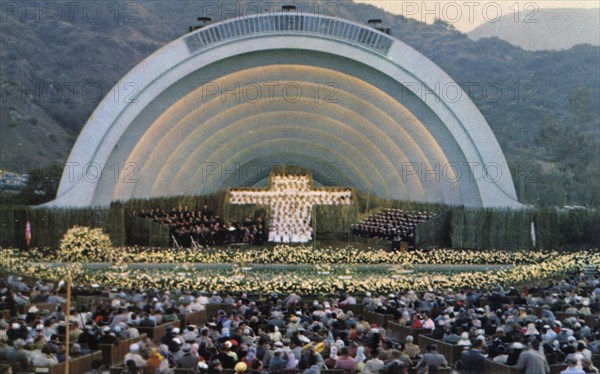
[1,268,600,374]
[352,210,435,247]
[135,206,267,248]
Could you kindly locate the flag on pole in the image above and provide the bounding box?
[25,221,31,247]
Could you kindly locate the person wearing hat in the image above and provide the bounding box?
[7,322,28,341]
[11,277,29,293]
[457,332,472,347]
[124,343,146,368]
[298,346,325,374]
[207,322,221,343]
[25,305,39,324]
[30,322,44,340]
[182,324,198,343]
[98,325,119,345]
[234,361,248,373]
[196,359,209,373]
[208,358,223,373]
[169,337,183,355]
[506,342,526,366]
[269,348,287,371]
[493,344,509,364]
[176,343,199,369]
[144,347,164,371]
[215,342,236,369]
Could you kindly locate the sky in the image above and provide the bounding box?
[354,1,600,32]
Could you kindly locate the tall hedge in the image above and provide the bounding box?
[124,214,170,246]
[0,206,125,249]
[113,191,228,216]
[415,210,452,248]
[449,208,600,250]
[2,194,598,250]
[0,207,28,248]
[352,191,448,221]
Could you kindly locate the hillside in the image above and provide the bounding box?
[469,8,600,51]
[0,0,598,207]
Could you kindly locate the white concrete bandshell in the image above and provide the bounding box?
[46,13,522,209]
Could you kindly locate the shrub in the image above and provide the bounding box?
[57,226,116,263]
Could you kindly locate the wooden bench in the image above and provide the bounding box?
[173,369,195,374]
[18,302,57,314]
[418,335,465,365]
[76,295,111,307]
[0,362,23,374]
[100,334,147,366]
[177,309,207,329]
[363,311,393,329]
[340,304,363,315]
[412,365,451,374]
[530,306,545,318]
[487,359,567,374]
[530,306,598,328]
[387,321,429,344]
[33,350,101,374]
[205,303,233,318]
[555,311,578,321]
[109,363,155,374]
[584,314,599,328]
[137,320,179,341]
[554,311,599,328]
[4,273,43,287]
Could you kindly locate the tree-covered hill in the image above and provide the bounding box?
[468,8,600,51]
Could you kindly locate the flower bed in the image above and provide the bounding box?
[2,247,598,295]
[20,245,573,265]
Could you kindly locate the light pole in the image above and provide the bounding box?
[64,265,72,373]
